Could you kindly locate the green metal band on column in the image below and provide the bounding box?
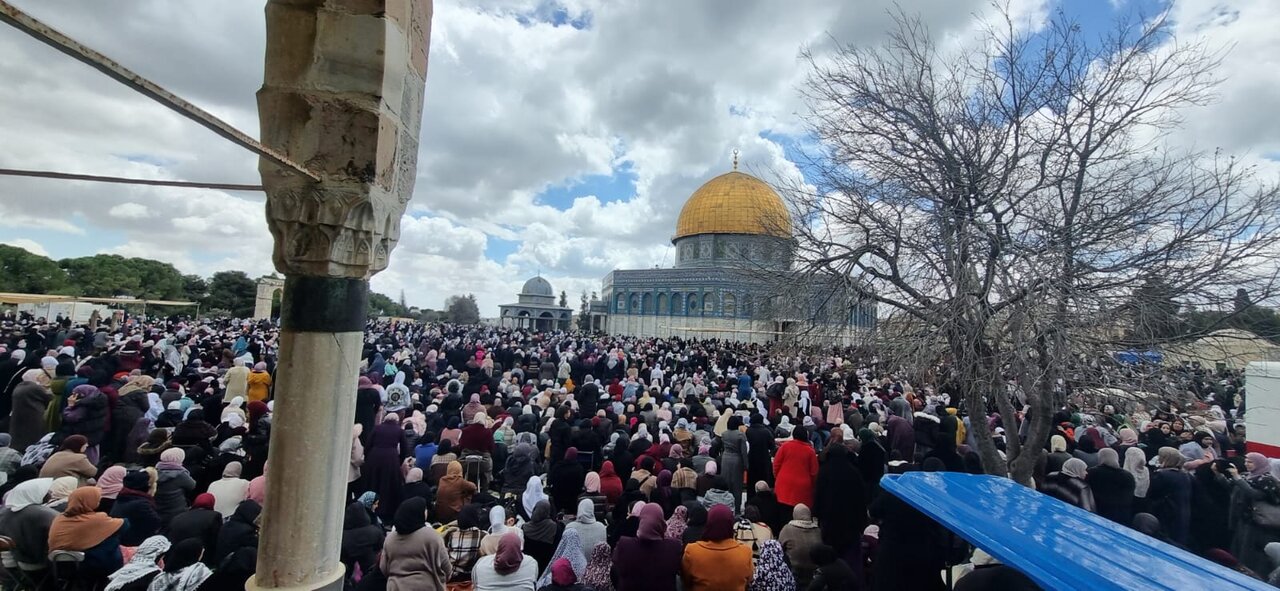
[280,275,368,333]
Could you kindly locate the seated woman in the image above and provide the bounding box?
[48,487,128,581]
[103,535,170,591]
[147,538,213,590]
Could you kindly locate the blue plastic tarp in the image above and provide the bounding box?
[1113,350,1164,364]
[881,472,1270,590]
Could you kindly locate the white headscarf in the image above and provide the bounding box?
[4,477,53,512]
[522,475,548,517]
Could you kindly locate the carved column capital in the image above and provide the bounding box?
[258,0,432,279]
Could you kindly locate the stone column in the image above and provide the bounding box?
[247,1,432,590]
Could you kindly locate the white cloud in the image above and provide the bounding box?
[1,239,48,257]
[108,203,150,220]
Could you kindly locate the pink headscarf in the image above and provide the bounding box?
[96,466,126,499]
[247,463,269,504]
[494,531,523,575]
[584,472,601,494]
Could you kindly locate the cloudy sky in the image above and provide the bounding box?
[1,0,1277,315]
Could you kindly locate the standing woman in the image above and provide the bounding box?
[549,448,586,515]
[772,426,818,520]
[1229,453,1280,574]
[366,414,406,522]
[1146,447,1193,547]
[1123,447,1151,514]
[719,416,748,512]
[812,444,867,574]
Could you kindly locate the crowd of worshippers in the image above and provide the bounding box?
[0,315,1276,591]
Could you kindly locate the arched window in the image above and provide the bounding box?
[703,293,719,316]
[671,293,684,315]
[656,293,668,316]
[642,293,653,314]
[723,293,737,317]
[742,294,753,317]
[630,293,641,314]
[687,294,699,316]
[615,293,625,312]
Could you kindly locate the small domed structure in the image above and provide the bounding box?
[500,275,573,331]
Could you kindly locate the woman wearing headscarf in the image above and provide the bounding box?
[808,544,858,591]
[211,500,260,567]
[564,498,606,561]
[598,461,624,506]
[1228,453,1280,574]
[539,557,588,591]
[10,369,53,452]
[681,504,752,590]
[504,442,538,496]
[48,487,126,578]
[1043,435,1072,481]
[208,461,250,517]
[549,448,586,515]
[749,539,796,591]
[435,460,478,524]
[154,447,197,526]
[523,500,562,573]
[520,474,549,521]
[665,504,689,543]
[39,434,97,482]
[164,493,222,565]
[869,458,947,591]
[580,541,614,591]
[147,538,213,591]
[1146,447,1193,547]
[1123,446,1151,512]
[59,385,109,456]
[366,414,406,522]
[777,503,821,587]
[719,416,748,509]
[354,378,383,448]
[578,471,609,523]
[341,500,385,585]
[381,497,453,591]
[94,465,127,514]
[247,361,272,403]
[773,426,818,518]
[856,428,886,499]
[474,531,539,591]
[1041,458,1097,513]
[111,471,162,546]
[1190,459,1233,555]
[681,503,708,547]
[812,444,867,570]
[0,477,57,570]
[535,528,587,589]
[480,506,523,557]
[745,481,783,537]
[45,475,79,512]
[1087,448,1135,524]
[104,535,170,591]
[696,460,717,497]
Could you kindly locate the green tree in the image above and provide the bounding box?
[181,275,208,303]
[0,244,67,293]
[369,291,411,318]
[444,294,481,324]
[1234,288,1253,313]
[131,258,184,300]
[577,291,590,331]
[558,290,567,307]
[204,271,256,317]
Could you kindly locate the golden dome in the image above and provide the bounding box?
[673,171,791,241]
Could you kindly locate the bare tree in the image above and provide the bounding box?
[784,5,1280,483]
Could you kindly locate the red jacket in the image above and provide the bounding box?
[772,439,818,507]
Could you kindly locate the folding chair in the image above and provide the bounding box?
[575,450,595,472]
[47,550,84,591]
[461,455,486,489]
[0,536,31,591]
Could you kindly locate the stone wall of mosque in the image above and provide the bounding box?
[603,314,873,346]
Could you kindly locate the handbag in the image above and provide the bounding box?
[1252,501,1280,528]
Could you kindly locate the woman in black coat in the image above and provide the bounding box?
[1146,447,1193,547]
[548,447,586,514]
[341,501,385,580]
[164,494,222,565]
[111,471,163,546]
[1189,460,1233,554]
[868,457,947,591]
[213,500,261,566]
[1085,449,1134,524]
[814,444,868,562]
